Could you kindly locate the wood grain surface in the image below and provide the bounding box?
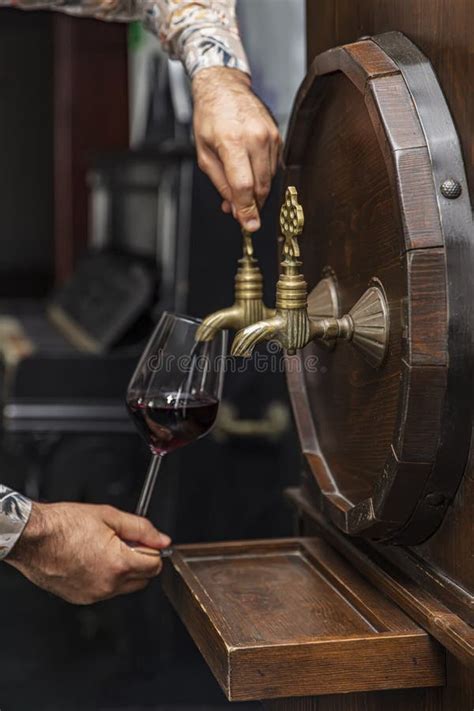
[284,32,473,543]
[162,539,444,701]
[306,0,474,196]
[288,487,474,669]
[263,687,443,711]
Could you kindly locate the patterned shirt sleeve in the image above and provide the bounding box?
[0,485,32,560]
[143,0,251,78]
[1,0,250,79]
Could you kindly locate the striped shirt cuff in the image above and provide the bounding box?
[0,486,32,560]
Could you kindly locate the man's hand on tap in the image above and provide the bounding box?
[192,67,282,233]
[5,502,171,604]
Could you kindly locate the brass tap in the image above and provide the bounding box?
[195,228,275,342]
[231,187,390,368]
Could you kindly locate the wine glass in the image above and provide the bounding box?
[126,312,227,556]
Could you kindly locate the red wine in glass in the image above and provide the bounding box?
[127,392,219,456]
[126,312,227,557]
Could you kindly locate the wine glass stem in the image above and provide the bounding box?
[135,454,164,518]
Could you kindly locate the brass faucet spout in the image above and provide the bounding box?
[195,228,274,344]
[230,314,287,358]
[196,306,243,342]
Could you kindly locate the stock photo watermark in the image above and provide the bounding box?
[146,340,327,375]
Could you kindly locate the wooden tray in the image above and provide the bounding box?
[162,538,444,701]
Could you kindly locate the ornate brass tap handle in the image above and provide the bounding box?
[231,187,390,367]
[242,229,254,259]
[280,185,304,261]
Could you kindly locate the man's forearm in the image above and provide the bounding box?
[4,499,170,604]
[0,485,31,560]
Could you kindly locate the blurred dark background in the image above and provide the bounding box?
[0,3,305,709]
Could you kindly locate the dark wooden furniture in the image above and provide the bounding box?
[0,11,128,290]
[163,538,444,701]
[163,9,473,710]
[0,10,54,297]
[54,16,129,282]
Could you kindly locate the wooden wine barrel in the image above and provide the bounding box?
[162,31,473,707]
[284,32,474,544]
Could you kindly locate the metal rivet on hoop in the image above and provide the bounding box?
[440,178,462,199]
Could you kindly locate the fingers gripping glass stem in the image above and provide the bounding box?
[127,454,172,558]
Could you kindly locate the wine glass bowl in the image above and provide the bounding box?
[127,390,220,456]
[126,312,227,552]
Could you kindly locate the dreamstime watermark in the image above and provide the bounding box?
[146,340,327,375]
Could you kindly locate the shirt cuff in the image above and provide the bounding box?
[142,1,251,80]
[178,25,251,79]
[0,486,32,560]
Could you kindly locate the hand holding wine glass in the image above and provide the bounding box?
[126,313,227,556]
